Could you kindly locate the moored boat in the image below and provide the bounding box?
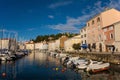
[86,60,110,73]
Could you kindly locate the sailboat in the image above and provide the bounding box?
[0,29,17,61]
[0,29,7,61]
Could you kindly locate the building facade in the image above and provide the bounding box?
[55,39,60,50]
[80,26,87,45]
[86,8,120,52]
[0,38,17,51]
[113,21,120,52]
[102,24,115,52]
[25,41,34,50]
[59,36,68,50]
[48,41,56,51]
[64,35,81,52]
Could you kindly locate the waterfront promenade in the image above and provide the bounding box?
[64,51,120,64]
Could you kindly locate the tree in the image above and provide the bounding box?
[32,33,79,43]
[72,43,80,51]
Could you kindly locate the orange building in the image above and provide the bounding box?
[102,25,114,52]
[86,8,120,52]
[59,36,68,50]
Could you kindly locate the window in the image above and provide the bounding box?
[81,35,83,38]
[84,28,86,31]
[88,23,89,27]
[103,28,107,32]
[85,40,86,44]
[92,43,96,49]
[97,17,100,22]
[92,20,94,25]
[110,33,113,39]
[81,41,83,44]
[109,26,113,30]
[84,34,86,37]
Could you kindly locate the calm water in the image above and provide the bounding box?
[0,52,120,80]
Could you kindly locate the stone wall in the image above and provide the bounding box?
[66,52,120,64]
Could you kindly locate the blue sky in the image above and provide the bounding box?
[0,0,120,41]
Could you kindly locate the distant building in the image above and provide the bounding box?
[34,42,48,51]
[35,42,42,50]
[59,36,68,50]
[25,41,34,50]
[48,41,56,51]
[42,43,48,50]
[55,39,60,50]
[18,42,25,50]
[64,35,81,52]
[0,38,17,51]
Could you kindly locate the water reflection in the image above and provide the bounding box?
[0,61,16,79]
[0,52,82,80]
[0,52,120,80]
[76,64,120,80]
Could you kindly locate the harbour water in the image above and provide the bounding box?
[0,52,120,80]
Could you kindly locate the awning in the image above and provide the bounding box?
[81,44,88,49]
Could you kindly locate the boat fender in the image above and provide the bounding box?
[2,72,6,77]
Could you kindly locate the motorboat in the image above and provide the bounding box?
[86,60,110,73]
[77,64,88,70]
[70,58,88,69]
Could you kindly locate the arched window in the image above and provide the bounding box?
[81,41,83,44]
[110,33,113,39]
[92,20,94,25]
[88,23,89,27]
[85,40,86,44]
[97,17,100,22]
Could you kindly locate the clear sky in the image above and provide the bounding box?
[0,0,120,41]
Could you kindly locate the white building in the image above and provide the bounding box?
[55,39,60,50]
[42,43,48,50]
[80,26,87,44]
[25,41,34,50]
[18,42,25,50]
[0,38,17,50]
[35,42,42,50]
[48,41,56,51]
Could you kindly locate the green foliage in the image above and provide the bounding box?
[33,33,79,43]
[72,43,80,50]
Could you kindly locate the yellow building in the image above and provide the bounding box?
[64,35,81,52]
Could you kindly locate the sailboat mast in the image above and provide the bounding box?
[0,29,2,50]
[0,28,3,54]
[1,28,3,50]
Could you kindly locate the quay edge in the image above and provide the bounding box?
[64,52,120,65]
